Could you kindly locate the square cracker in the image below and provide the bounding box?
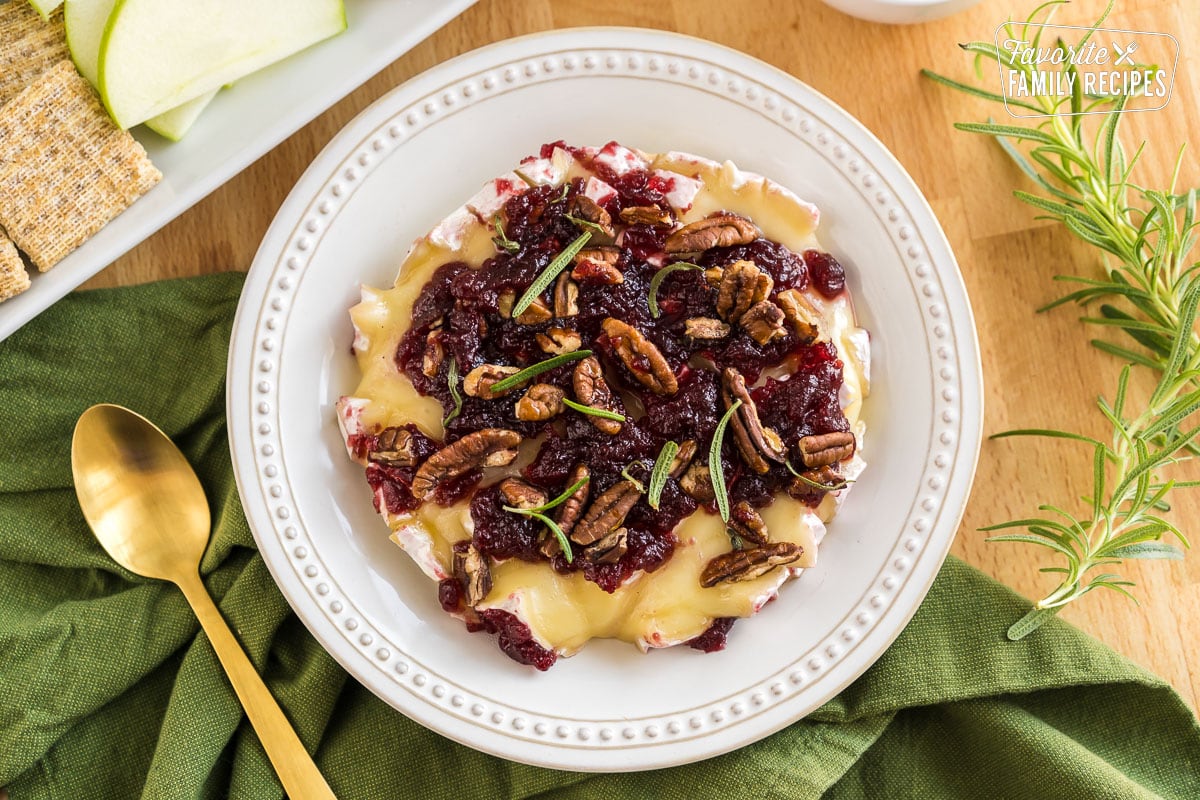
[0,2,70,107]
[0,60,162,271]
[0,233,31,302]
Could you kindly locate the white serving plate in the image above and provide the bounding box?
[227,28,983,771]
[0,0,478,341]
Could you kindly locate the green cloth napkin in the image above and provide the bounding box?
[1,273,1198,800]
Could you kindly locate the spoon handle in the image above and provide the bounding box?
[177,571,337,800]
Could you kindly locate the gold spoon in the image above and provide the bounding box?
[71,404,336,800]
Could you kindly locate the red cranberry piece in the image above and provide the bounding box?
[687,617,736,652]
[438,578,463,613]
[479,609,558,670]
[364,463,419,514]
[804,249,846,298]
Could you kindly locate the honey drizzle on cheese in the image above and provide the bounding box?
[347,148,869,654]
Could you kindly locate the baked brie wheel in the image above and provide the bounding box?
[338,141,870,670]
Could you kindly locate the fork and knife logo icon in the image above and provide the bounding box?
[1112,41,1138,66]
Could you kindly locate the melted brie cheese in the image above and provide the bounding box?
[340,145,871,655]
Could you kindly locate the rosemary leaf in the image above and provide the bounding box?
[647,441,679,510]
[488,350,592,394]
[513,231,591,316]
[648,263,702,318]
[710,400,741,523]
[562,398,626,422]
[534,511,573,563]
[503,476,589,515]
[492,214,519,254]
[785,459,851,491]
[1007,608,1060,641]
[621,463,646,493]
[443,358,463,426]
[565,214,608,237]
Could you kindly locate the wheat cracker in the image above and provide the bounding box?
[0,233,31,302]
[0,2,69,107]
[0,61,161,271]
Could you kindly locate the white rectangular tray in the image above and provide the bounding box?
[0,0,478,341]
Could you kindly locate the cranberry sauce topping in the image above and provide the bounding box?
[379,142,855,662]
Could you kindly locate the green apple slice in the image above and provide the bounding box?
[143,91,215,141]
[64,0,115,86]
[98,0,346,129]
[27,0,64,21]
[65,0,217,140]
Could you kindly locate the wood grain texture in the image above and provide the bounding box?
[79,0,1200,710]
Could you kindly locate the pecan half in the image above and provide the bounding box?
[536,327,582,355]
[669,440,698,479]
[421,330,444,378]
[555,464,591,537]
[543,464,591,557]
[728,501,769,545]
[499,477,548,510]
[601,317,678,395]
[619,204,672,226]
[368,427,417,468]
[716,260,773,323]
[776,289,821,343]
[685,317,731,340]
[463,364,523,398]
[572,356,624,434]
[572,246,624,285]
[680,461,715,502]
[515,296,553,325]
[554,272,579,317]
[515,383,565,421]
[740,300,787,345]
[568,194,614,239]
[453,544,492,607]
[583,527,628,565]
[571,479,641,545]
[700,542,803,588]
[411,429,522,500]
[722,367,786,473]
[664,214,759,254]
[797,432,856,467]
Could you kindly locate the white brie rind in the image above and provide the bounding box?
[338,143,870,657]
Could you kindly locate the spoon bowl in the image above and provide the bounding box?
[72,404,210,581]
[71,403,336,800]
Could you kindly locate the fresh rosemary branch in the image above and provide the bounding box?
[927,1,1199,638]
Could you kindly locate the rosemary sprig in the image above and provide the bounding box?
[648,263,702,318]
[492,214,519,254]
[488,350,592,395]
[512,231,591,316]
[648,441,680,509]
[561,398,626,422]
[443,358,463,426]
[502,475,590,564]
[928,0,1198,638]
[710,400,741,523]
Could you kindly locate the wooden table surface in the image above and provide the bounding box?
[79,0,1200,711]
